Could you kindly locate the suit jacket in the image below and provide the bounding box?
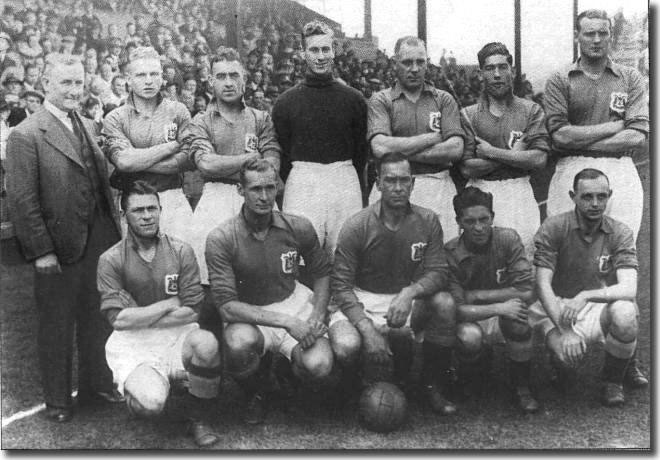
[6,108,121,264]
[7,107,27,127]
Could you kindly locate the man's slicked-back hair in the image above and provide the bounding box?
[572,168,609,191]
[377,152,410,176]
[127,46,161,72]
[477,42,513,68]
[239,158,277,186]
[453,186,494,218]
[576,9,611,32]
[120,180,160,211]
[212,46,242,65]
[394,36,426,57]
[42,53,82,81]
[302,20,334,47]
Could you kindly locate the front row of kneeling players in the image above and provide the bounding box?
[97,155,645,444]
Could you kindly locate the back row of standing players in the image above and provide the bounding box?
[89,8,646,441]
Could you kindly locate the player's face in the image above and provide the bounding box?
[239,169,278,216]
[128,58,163,100]
[377,161,414,209]
[481,54,513,100]
[42,62,85,112]
[304,33,334,76]
[458,205,494,247]
[571,176,611,222]
[211,59,244,104]
[576,18,611,61]
[395,43,427,92]
[124,194,161,239]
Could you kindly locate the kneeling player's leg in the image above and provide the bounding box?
[291,337,334,382]
[421,292,457,414]
[455,322,489,391]
[182,329,222,399]
[500,316,533,387]
[500,316,539,412]
[223,323,264,379]
[601,300,637,384]
[329,319,361,367]
[124,364,170,418]
[421,292,456,386]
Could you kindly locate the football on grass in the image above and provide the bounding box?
[358,382,408,433]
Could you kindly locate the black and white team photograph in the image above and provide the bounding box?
[0,0,651,450]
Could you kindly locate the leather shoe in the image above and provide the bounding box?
[244,391,267,425]
[624,361,649,388]
[44,406,73,423]
[601,382,625,407]
[78,389,125,405]
[188,420,221,448]
[426,384,457,416]
[513,386,540,414]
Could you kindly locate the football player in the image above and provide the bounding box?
[367,36,466,242]
[272,20,367,259]
[182,47,281,285]
[206,158,334,424]
[97,180,222,447]
[530,169,645,405]
[329,153,458,415]
[544,9,648,240]
[459,42,549,259]
[103,46,193,242]
[446,186,539,413]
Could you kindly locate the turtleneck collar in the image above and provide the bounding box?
[304,70,334,88]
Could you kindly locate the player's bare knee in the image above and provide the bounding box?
[429,291,456,322]
[500,317,532,342]
[223,323,261,354]
[456,322,483,356]
[607,300,638,341]
[124,365,169,417]
[187,330,220,365]
[329,320,361,365]
[297,338,334,380]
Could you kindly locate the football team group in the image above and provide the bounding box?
[5,7,649,447]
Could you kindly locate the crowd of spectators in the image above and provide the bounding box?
[0,0,543,130]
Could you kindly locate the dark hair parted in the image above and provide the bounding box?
[453,186,494,218]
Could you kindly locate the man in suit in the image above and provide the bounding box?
[6,54,123,423]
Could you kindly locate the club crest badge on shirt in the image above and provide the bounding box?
[495,268,506,285]
[411,242,427,262]
[609,92,628,116]
[165,274,179,295]
[165,123,178,142]
[508,131,524,149]
[245,134,259,153]
[598,255,612,273]
[281,250,298,274]
[429,112,442,132]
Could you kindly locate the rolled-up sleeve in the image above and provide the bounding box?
[295,217,331,279]
[180,112,215,165]
[415,213,447,295]
[101,109,133,165]
[366,90,393,143]
[533,220,559,271]
[257,111,282,163]
[612,225,639,270]
[502,229,534,291]
[331,217,367,325]
[623,69,649,135]
[206,226,239,308]
[543,72,570,135]
[97,250,126,323]
[438,91,466,141]
[525,103,551,153]
[177,242,205,312]
[445,255,466,307]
